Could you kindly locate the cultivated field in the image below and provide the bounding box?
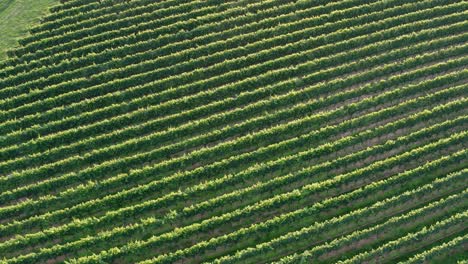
[0,0,466,263]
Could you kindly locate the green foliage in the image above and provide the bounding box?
[0,0,466,263]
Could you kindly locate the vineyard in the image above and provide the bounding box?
[0,0,467,263]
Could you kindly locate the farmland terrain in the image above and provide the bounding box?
[0,0,467,263]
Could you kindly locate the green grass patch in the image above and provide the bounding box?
[0,0,58,60]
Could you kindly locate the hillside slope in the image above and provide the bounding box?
[0,0,466,263]
[0,0,58,59]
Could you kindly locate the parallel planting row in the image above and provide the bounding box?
[0,0,466,263]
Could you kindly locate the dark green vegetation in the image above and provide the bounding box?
[0,0,466,263]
